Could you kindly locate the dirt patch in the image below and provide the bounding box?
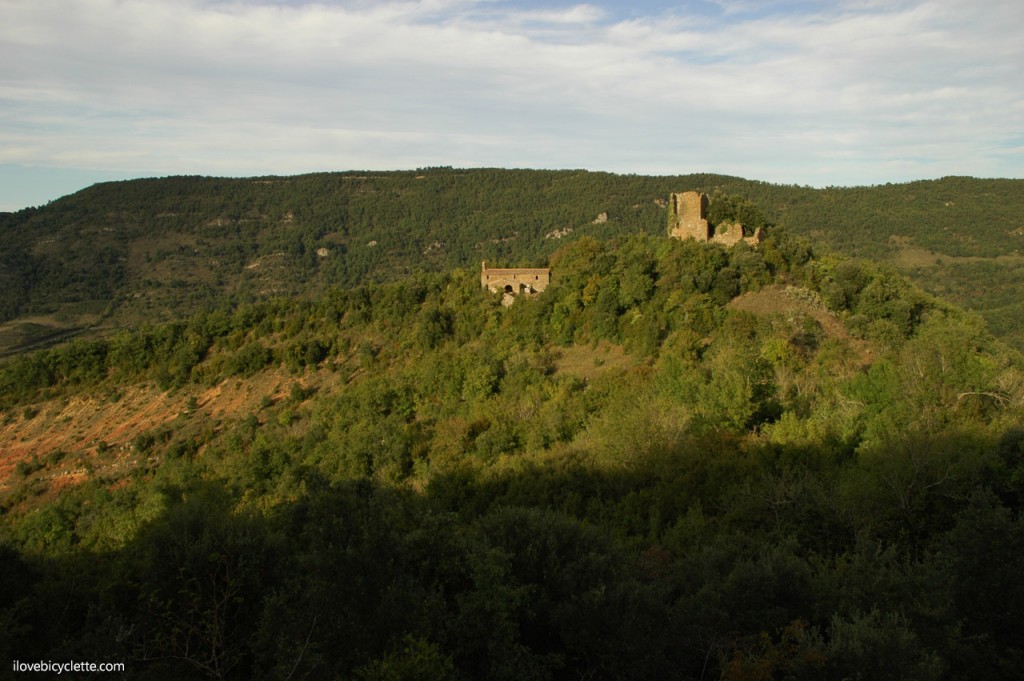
[0,385,180,489]
[0,367,331,492]
[730,285,829,323]
[729,285,874,365]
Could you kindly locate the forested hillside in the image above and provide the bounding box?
[2,228,1023,679]
[3,169,1024,353]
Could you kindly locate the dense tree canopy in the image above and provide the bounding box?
[2,224,1023,679]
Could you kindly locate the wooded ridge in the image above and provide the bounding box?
[3,169,1024,353]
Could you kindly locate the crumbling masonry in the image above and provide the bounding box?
[668,191,764,246]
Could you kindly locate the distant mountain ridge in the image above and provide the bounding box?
[2,169,1023,352]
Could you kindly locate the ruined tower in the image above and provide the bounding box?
[668,191,765,246]
[668,191,711,241]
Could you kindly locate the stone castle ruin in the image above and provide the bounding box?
[480,192,762,304]
[668,191,764,246]
[481,262,550,305]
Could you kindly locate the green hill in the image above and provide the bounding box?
[4,170,1024,354]
[2,227,1023,679]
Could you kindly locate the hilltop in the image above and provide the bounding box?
[3,169,1024,354]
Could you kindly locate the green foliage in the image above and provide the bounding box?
[2,214,1024,680]
[355,635,455,681]
[226,341,273,378]
[707,190,772,231]
[824,610,944,681]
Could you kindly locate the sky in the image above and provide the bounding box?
[1,0,1022,211]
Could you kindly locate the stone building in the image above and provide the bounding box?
[481,262,550,302]
[668,191,764,246]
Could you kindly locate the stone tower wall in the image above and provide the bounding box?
[669,191,710,241]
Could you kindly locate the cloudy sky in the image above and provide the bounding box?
[1,0,1022,210]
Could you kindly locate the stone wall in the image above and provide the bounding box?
[481,262,550,296]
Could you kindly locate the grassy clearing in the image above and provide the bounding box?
[553,341,637,382]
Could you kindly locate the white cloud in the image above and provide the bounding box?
[0,0,1022,206]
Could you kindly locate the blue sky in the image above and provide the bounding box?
[2,0,1022,211]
